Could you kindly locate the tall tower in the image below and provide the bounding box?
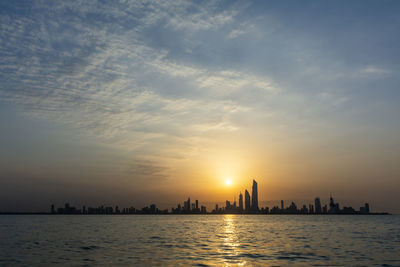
[239,192,243,211]
[251,179,259,211]
[329,194,335,213]
[365,203,370,213]
[245,190,251,211]
[185,197,191,211]
[315,197,322,214]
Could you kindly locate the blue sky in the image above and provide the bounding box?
[1,1,399,212]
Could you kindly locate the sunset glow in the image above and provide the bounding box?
[0,1,399,214]
[1,2,399,266]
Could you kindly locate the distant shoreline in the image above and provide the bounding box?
[0,212,392,215]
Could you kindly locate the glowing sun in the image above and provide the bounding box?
[225,179,232,186]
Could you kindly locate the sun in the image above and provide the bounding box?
[225,179,232,186]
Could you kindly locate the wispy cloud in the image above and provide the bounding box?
[0,1,279,144]
[359,66,391,76]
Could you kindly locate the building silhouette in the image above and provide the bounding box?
[150,204,156,213]
[329,195,339,213]
[288,201,297,213]
[360,203,370,214]
[239,192,243,211]
[365,203,370,213]
[315,197,322,214]
[201,205,207,213]
[184,197,191,212]
[323,204,327,214]
[245,190,251,211]
[251,179,259,211]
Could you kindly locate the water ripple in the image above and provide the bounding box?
[0,215,399,266]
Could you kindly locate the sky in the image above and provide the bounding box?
[1,0,399,213]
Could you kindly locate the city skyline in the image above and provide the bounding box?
[0,179,389,215]
[1,1,400,213]
[0,176,395,214]
[45,191,383,215]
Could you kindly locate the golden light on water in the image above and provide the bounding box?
[221,215,247,266]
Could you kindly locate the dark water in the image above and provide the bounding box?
[1,215,399,266]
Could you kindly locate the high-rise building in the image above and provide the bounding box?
[184,197,191,211]
[245,190,251,211]
[239,192,243,211]
[195,200,199,210]
[288,201,297,213]
[361,203,370,214]
[201,206,207,213]
[150,204,156,213]
[281,200,284,210]
[315,197,322,214]
[329,194,339,213]
[301,204,308,213]
[329,194,335,212]
[309,204,314,214]
[251,179,259,211]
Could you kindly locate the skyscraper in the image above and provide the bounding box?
[239,192,243,211]
[184,197,191,211]
[150,204,156,213]
[309,204,314,214]
[245,190,251,211]
[251,179,259,211]
[281,200,284,210]
[315,197,322,214]
[329,194,339,213]
[365,203,370,213]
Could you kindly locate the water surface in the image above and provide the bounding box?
[1,215,399,266]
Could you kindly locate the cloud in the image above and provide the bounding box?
[359,66,391,76]
[167,8,237,32]
[226,21,257,39]
[124,160,170,182]
[0,1,280,153]
[1,1,398,170]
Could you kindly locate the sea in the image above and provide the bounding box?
[1,215,399,266]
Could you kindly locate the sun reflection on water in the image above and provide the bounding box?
[220,215,247,266]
